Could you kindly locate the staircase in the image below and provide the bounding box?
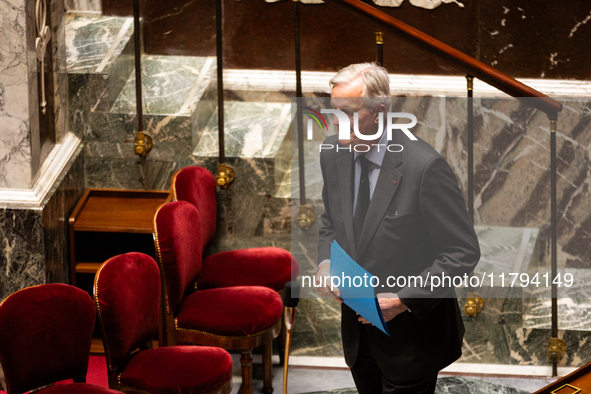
[66,13,591,371]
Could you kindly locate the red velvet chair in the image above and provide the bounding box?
[0,284,122,394]
[153,201,283,394]
[170,166,299,291]
[94,252,233,394]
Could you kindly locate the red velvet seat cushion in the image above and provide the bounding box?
[176,287,283,336]
[172,166,217,248]
[199,247,299,291]
[119,346,232,394]
[38,383,122,394]
[0,284,96,394]
[94,253,161,369]
[154,201,204,313]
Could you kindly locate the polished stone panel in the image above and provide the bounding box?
[0,0,35,189]
[111,55,215,116]
[66,16,133,74]
[290,220,591,367]
[303,376,531,394]
[288,97,591,272]
[64,0,101,12]
[0,149,85,300]
[277,141,323,200]
[479,1,591,79]
[194,101,291,158]
[66,14,135,134]
[0,208,45,300]
[523,281,591,331]
[193,101,292,195]
[290,298,344,358]
[50,0,69,145]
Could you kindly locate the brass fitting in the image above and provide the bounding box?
[466,75,474,91]
[134,131,153,157]
[215,163,235,188]
[550,119,557,133]
[464,293,483,317]
[297,205,315,231]
[376,31,384,45]
[548,337,566,363]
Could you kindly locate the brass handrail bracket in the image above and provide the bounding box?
[548,337,566,363]
[297,205,315,231]
[134,131,153,157]
[464,293,483,317]
[215,163,235,188]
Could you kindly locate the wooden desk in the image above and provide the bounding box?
[533,361,591,393]
[69,189,170,285]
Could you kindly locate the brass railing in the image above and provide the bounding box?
[322,0,562,116]
[293,0,564,375]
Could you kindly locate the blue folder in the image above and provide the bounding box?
[330,241,390,336]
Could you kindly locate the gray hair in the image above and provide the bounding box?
[329,62,391,112]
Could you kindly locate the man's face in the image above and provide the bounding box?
[330,77,381,148]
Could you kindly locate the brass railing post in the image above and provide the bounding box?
[466,75,474,222]
[548,117,563,376]
[376,31,383,66]
[464,75,482,317]
[132,0,153,157]
[293,0,314,230]
[214,0,234,188]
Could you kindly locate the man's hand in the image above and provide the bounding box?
[358,293,408,324]
[313,262,343,303]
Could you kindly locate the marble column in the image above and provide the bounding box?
[0,0,85,300]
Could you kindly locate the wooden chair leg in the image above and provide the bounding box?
[263,341,274,394]
[107,370,120,390]
[240,349,253,394]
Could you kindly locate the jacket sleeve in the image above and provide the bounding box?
[397,155,481,321]
[318,150,336,265]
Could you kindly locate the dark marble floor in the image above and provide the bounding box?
[301,376,534,394]
[227,358,557,394]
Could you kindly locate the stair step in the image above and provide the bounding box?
[276,140,323,200]
[193,101,291,158]
[67,14,136,133]
[193,101,292,195]
[66,15,133,75]
[111,55,215,116]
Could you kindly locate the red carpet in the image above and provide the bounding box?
[0,356,109,393]
[87,356,110,387]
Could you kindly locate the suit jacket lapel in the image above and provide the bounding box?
[337,151,357,258]
[357,147,404,259]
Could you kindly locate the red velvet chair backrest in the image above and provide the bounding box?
[172,166,217,249]
[0,284,95,394]
[153,201,203,314]
[94,253,160,370]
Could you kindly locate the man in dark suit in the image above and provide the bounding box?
[314,63,480,393]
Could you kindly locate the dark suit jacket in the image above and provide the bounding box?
[318,132,480,381]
